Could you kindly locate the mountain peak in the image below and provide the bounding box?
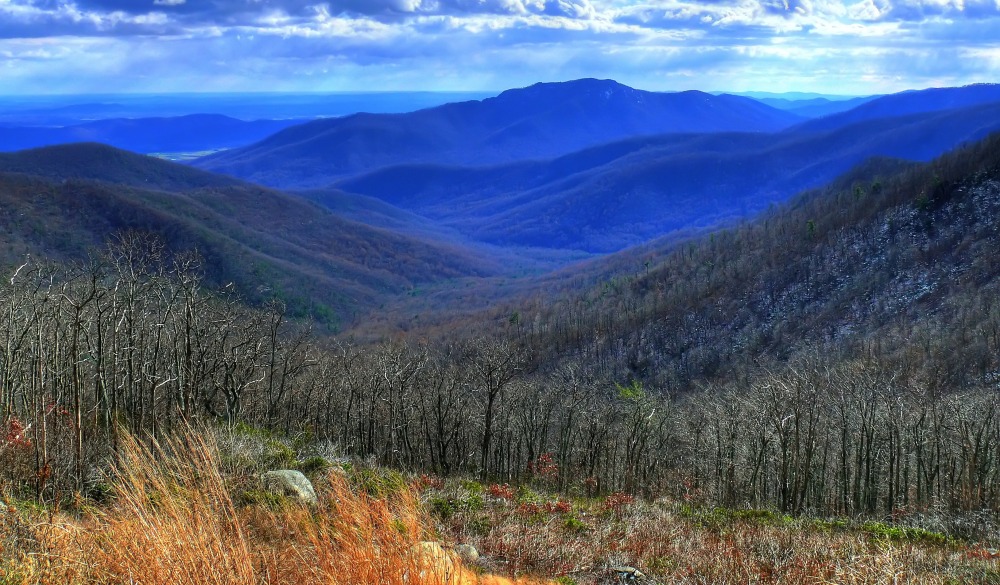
[196,80,800,188]
[495,78,639,102]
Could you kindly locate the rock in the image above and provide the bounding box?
[411,541,458,583]
[454,543,480,564]
[260,470,318,505]
[610,565,646,582]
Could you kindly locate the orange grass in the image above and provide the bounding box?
[0,429,546,585]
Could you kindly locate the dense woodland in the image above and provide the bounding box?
[0,144,506,331]
[4,134,1000,537]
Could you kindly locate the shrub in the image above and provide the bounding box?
[563,515,588,533]
[602,492,634,516]
[295,456,332,476]
[488,483,515,501]
[350,466,408,498]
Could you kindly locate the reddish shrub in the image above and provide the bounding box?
[2,417,32,449]
[603,492,634,515]
[488,483,515,501]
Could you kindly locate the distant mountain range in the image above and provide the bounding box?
[187,80,1000,255]
[0,114,299,155]
[0,92,496,126]
[753,95,879,118]
[790,83,1000,133]
[195,79,802,187]
[331,102,1000,252]
[5,79,1000,330]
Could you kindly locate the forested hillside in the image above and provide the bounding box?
[5,133,1000,535]
[496,135,1000,391]
[0,144,507,329]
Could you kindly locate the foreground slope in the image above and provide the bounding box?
[0,143,502,328]
[195,79,801,188]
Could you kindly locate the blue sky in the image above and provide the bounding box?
[0,0,998,95]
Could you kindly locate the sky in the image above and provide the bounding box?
[0,0,998,95]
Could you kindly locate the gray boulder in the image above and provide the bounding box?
[455,543,480,564]
[610,565,647,582]
[260,470,318,505]
[411,541,457,582]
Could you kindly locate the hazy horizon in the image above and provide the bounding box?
[0,86,873,99]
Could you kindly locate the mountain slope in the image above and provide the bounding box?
[365,131,1000,395]
[0,144,504,328]
[194,79,802,188]
[755,95,879,118]
[792,83,1000,133]
[538,130,1000,390]
[334,102,1000,252]
[0,114,299,155]
[0,142,243,190]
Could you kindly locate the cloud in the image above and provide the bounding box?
[0,0,997,94]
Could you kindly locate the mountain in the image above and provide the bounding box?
[0,92,497,126]
[547,130,1000,390]
[194,79,802,188]
[364,130,1000,395]
[735,91,860,101]
[0,114,299,155]
[0,144,505,329]
[295,187,590,270]
[0,142,243,190]
[333,102,1000,253]
[792,83,1000,133]
[755,95,879,118]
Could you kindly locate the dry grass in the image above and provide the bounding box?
[0,429,544,585]
[428,483,1000,585]
[7,429,996,585]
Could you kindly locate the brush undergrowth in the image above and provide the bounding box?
[424,480,1000,585]
[3,425,998,584]
[0,428,540,585]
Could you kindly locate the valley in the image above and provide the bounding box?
[3,79,1000,584]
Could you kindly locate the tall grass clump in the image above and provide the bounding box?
[1,426,542,585]
[91,430,258,584]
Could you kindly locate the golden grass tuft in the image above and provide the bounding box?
[0,428,547,585]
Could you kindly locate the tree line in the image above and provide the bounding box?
[1,230,999,528]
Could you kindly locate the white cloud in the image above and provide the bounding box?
[0,0,997,94]
[848,0,888,20]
